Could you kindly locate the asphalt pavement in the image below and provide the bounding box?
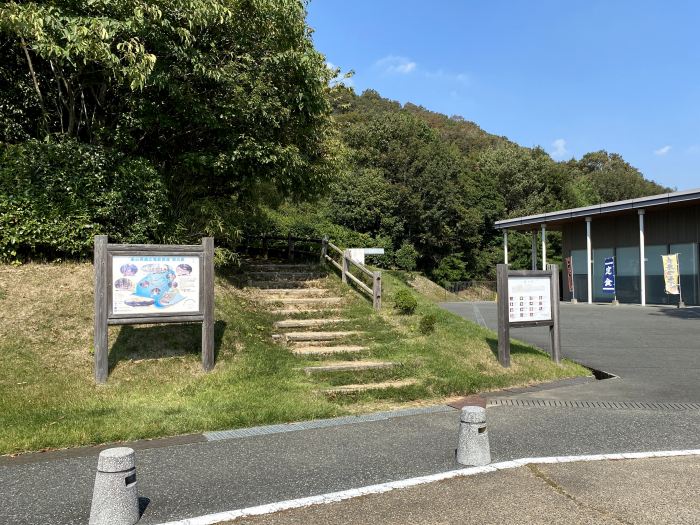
[2,404,699,524]
[441,302,700,402]
[229,456,700,525]
[2,302,700,524]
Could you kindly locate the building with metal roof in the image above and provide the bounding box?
[494,188,700,306]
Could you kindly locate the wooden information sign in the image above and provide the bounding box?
[496,263,561,367]
[93,235,215,383]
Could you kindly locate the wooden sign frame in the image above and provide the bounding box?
[496,263,561,367]
[93,235,215,383]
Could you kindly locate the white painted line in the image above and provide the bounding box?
[155,449,700,525]
[472,304,488,328]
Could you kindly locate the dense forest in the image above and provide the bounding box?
[322,87,669,279]
[0,1,669,281]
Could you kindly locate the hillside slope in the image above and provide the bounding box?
[0,262,587,455]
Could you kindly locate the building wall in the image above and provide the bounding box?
[561,204,700,305]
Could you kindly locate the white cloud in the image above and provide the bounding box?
[375,55,416,74]
[550,138,568,159]
[654,145,672,156]
[455,73,470,86]
[424,70,471,86]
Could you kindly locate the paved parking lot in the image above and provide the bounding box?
[441,302,700,402]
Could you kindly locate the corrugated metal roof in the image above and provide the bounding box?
[494,187,700,230]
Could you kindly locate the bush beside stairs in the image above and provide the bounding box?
[244,259,418,395]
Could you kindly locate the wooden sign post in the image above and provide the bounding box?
[93,235,215,383]
[496,263,561,367]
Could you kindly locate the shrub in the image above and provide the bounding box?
[394,241,418,272]
[432,254,468,285]
[0,140,166,262]
[393,288,418,315]
[419,313,437,335]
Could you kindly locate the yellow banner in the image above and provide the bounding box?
[662,254,680,295]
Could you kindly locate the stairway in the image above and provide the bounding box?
[244,259,417,395]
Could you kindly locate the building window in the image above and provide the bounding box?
[616,246,641,304]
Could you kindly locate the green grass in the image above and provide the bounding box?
[312,270,588,401]
[0,263,589,455]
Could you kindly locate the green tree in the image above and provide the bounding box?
[473,143,573,218]
[394,241,418,271]
[566,151,670,203]
[0,0,337,258]
[327,167,404,240]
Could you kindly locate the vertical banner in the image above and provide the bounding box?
[662,254,680,295]
[602,256,616,294]
[565,256,574,293]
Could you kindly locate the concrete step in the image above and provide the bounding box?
[261,297,342,305]
[247,264,320,271]
[323,379,419,394]
[273,318,348,329]
[249,281,323,289]
[249,272,323,281]
[284,331,363,342]
[269,308,341,315]
[292,346,368,356]
[302,361,396,374]
[257,288,330,297]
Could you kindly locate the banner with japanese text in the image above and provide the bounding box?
[565,256,574,293]
[602,256,616,294]
[662,254,680,295]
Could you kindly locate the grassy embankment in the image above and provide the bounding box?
[0,263,588,455]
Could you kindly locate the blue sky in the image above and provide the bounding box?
[307,1,700,191]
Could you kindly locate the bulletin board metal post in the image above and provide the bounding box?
[94,235,215,384]
[496,263,561,367]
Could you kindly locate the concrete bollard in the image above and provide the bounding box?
[89,447,140,525]
[456,406,491,466]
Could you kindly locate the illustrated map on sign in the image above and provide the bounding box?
[507,276,552,323]
[112,255,200,315]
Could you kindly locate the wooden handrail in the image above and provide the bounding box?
[324,247,382,311]
[240,233,382,311]
[325,253,342,272]
[327,241,343,256]
[346,257,374,279]
[345,270,373,296]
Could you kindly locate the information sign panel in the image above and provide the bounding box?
[507,276,552,323]
[111,255,201,315]
[496,264,561,368]
[94,236,215,383]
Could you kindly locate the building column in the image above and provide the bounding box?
[541,223,547,270]
[531,230,538,270]
[586,217,593,304]
[639,209,646,306]
[503,230,509,265]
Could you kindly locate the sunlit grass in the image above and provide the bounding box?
[0,263,588,455]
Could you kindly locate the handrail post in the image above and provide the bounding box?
[287,232,294,262]
[320,235,328,265]
[342,249,349,283]
[262,236,268,260]
[373,271,382,311]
